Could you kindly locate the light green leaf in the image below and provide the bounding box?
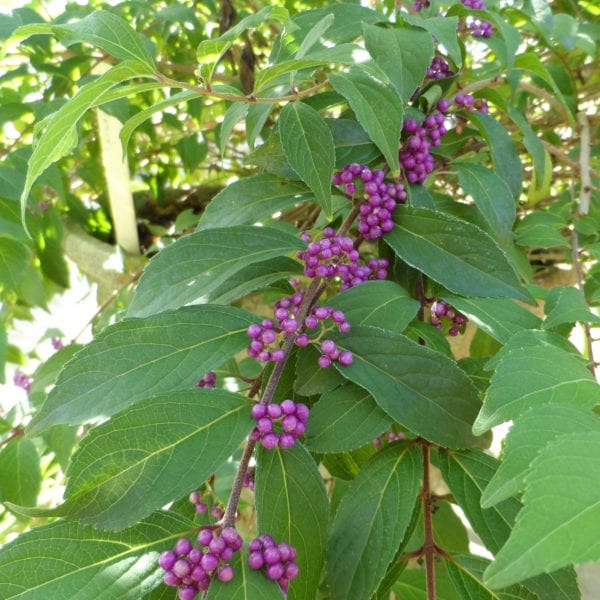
[53,390,252,529]
[543,285,600,329]
[304,382,391,453]
[363,23,434,103]
[0,238,31,290]
[218,102,248,154]
[53,10,155,67]
[255,443,329,600]
[331,326,487,449]
[482,405,600,507]
[442,296,541,344]
[27,305,256,436]
[0,511,194,599]
[393,561,461,599]
[329,68,403,175]
[294,13,335,58]
[386,207,531,302]
[127,226,304,317]
[329,280,420,334]
[0,23,53,61]
[403,15,462,67]
[515,211,569,248]
[327,443,421,600]
[484,432,600,588]
[455,163,516,245]
[473,345,600,434]
[279,102,335,218]
[0,438,41,507]
[20,60,157,229]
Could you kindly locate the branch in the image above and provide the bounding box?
[421,442,437,600]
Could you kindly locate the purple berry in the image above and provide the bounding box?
[218,565,235,582]
[159,550,177,570]
[248,551,264,569]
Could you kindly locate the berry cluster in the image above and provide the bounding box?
[51,337,63,350]
[195,371,217,388]
[248,535,299,594]
[413,0,430,9]
[373,429,406,450]
[317,338,353,368]
[437,93,489,116]
[460,0,493,38]
[13,369,32,392]
[250,400,309,449]
[399,114,447,184]
[188,490,208,514]
[158,527,243,599]
[332,164,406,240]
[426,56,452,80]
[430,300,468,336]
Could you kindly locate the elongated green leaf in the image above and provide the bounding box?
[305,382,391,453]
[120,90,198,153]
[52,390,252,529]
[446,555,537,600]
[482,405,600,507]
[0,438,41,507]
[473,344,600,435]
[255,443,329,600]
[442,296,541,344]
[403,15,462,67]
[279,102,335,218]
[543,285,600,329]
[0,237,31,290]
[394,561,461,599]
[0,23,53,61]
[386,207,531,302]
[329,69,402,175]
[294,13,335,58]
[363,23,434,103]
[467,112,523,197]
[294,345,346,396]
[198,175,312,231]
[205,545,282,599]
[0,511,193,599]
[329,280,420,334]
[27,305,256,436]
[53,11,155,67]
[455,163,516,245]
[327,118,380,167]
[484,432,600,589]
[438,449,521,554]
[331,326,487,449]
[127,226,304,317]
[327,443,421,600]
[20,60,157,229]
[256,58,338,93]
[218,102,248,154]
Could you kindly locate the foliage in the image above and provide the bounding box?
[0,0,599,598]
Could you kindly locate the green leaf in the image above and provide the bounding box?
[20,60,157,230]
[437,449,521,555]
[394,561,461,599]
[363,23,434,103]
[294,13,335,58]
[441,296,542,344]
[44,390,252,529]
[279,102,335,218]
[52,11,155,67]
[454,163,516,245]
[197,175,312,231]
[403,15,462,67]
[0,511,194,599]
[331,326,487,449]
[0,438,41,507]
[386,207,531,302]
[484,432,600,588]
[304,382,391,453]
[27,305,256,436]
[515,211,569,248]
[255,443,329,600]
[329,280,420,334]
[466,112,523,197]
[473,344,600,435]
[482,405,600,507]
[326,118,380,167]
[329,68,403,176]
[218,102,248,154]
[543,285,600,329]
[294,344,346,396]
[327,443,421,600]
[0,237,31,291]
[127,226,304,317]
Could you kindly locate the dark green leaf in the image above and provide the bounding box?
[329,69,403,176]
[304,382,391,453]
[543,285,600,329]
[482,405,600,507]
[331,326,487,449]
[326,118,380,167]
[0,511,194,599]
[484,432,600,589]
[27,305,256,436]
[0,438,41,507]
[393,561,461,599]
[473,344,600,435]
[327,443,421,600]
[279,102,335,218]
[294,344,346,396]
[403,15,462,67]
[514,211,569,248]
[363,23,434,103]
[255,443,329,600]
[127,226,303,317]
[386,207,531,302]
